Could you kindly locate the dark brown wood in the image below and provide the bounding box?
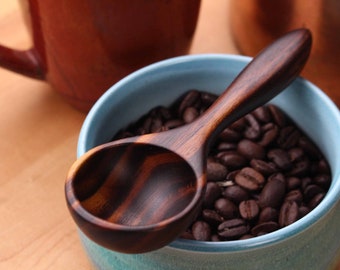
[65,29,312,254]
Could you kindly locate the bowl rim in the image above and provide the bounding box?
[77,53,340,253]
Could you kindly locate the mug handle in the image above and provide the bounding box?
[0,44,45,80]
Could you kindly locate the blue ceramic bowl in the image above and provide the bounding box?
[75,54,340,270]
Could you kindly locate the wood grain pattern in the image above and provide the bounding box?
[65,29,311,254]
[0,0,240,267]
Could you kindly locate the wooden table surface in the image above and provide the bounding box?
[0,1,339,270]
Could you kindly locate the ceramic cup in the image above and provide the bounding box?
[0,0,201,111]
[229,0,340,107]
[73,54,340,269]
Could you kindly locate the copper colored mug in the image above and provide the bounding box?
[230,0,340,107]
[0,0,201,111]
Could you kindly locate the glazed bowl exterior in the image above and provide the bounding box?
[75,54,340,270]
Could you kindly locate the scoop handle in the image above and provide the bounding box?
[193,28,312,145]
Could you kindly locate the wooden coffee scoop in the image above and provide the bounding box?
[65,29,312,254]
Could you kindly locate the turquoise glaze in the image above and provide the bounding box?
[75,54,340,270]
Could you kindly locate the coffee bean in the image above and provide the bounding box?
[157,106,173,120]
[141,117,152,132]
[251,221,279,236]
[244,114,261,140]
[229,117,247,132]
[301,177,312,190]
[317,159,331,174]
[277,126,300,149]
[164,119,184,130]
[258,175,286,209]
[252,106,271,123]
[223,185,249,204]
[183,107,199,123]
[284,189,303,205]
[313,174,331,189]
[268,104,287,127]
[239,234,254,240]
[214,198,238,219]
[235,167,265,191]
[180,231,195,240]
[308,192,325,209]
[219,128,242,142]
[286,176,301,190]
[149,117,163,133]
[209,235,219,241]
[200,92,217,106]
[178,90,201,116]
[298,206,310,218]
[238,139,265,160]
[250,159,278,175]
[288,147,305,162]
[202,209,224,225]
[288,158,310,176]
[192,221,211,241]
[259,123,279,146]
[207,160,228,182]
[226,170,240,181]
[218,219,249,240]
[267,149,292,171]
[298,136,322,159]
[279,201,299,227]
[203,182,222,208]
[218,151,248,169]
[217,142,237,151]
[258,207,278,223]
[239,200,259,220]
[303,184,325,202]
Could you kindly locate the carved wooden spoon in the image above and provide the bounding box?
[65,29,311,254]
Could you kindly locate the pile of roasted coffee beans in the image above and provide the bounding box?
[113,90,331,241]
